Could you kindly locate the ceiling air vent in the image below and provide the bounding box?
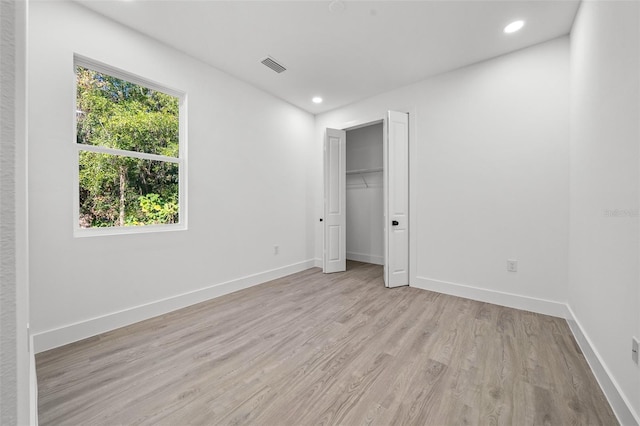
[261,56,287,74]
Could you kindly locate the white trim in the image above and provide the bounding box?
[72,56,187,237]
[33,259,317,353]
[74,221,186,238]
[29,333,38,426]
[407,108,418,291]
[565,306,640,426]
[412,276,570,318]
[344,119,384,132]
[179,92,188,231]
[383,115,388,286]
[30,257,639,422]
[74,54,184,99]
[2,0,31,423]
[411,275,638,423]
[16,0,33,423]
[346,252,384,265]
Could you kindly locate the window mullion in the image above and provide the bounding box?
[76,144,180,164]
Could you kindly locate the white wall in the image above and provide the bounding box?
[29,1,315,351]
[316,37,570,315]
[346,123,384,265]
[569,1,640,422]
[22,0,640,420]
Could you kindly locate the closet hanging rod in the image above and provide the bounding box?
[345,167,383,175]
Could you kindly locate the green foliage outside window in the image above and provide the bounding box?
[76,66,180,228]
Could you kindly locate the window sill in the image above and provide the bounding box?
[74,223,187,238]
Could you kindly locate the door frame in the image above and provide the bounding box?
[321,107,417,286]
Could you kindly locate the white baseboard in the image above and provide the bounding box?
[31,264,639,424]
[29,333,38,426]
[565,306,640,426]
[413,276,570,318]
[413,275,638,425]
[33,259,317,353]
[346,252,384,265]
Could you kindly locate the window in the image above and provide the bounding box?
[75,58,185,235]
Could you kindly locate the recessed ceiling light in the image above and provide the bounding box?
[312,97,323,104]
[504,20,525,34]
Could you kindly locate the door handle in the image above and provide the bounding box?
[392,220,399,226]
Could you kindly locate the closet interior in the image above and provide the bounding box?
[346,122,384,266]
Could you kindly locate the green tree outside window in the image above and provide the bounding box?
[76,66,181,228]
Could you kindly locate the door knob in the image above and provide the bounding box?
[392,220,399,226]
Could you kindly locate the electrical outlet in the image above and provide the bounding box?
[507,259,518,272]
[632,337,639,365]
[274,245,279,255]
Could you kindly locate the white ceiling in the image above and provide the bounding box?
[78,0,580,114]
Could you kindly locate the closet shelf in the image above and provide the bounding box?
[346,167,383,189]
[346,167,383,175]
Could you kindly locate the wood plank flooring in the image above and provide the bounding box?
[36,261,618,425]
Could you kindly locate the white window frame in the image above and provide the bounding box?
[73,55,188,237]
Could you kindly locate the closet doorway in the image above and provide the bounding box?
[345,122,384,267]
[323,111,409,288]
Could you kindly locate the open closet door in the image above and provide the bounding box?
[323,128,346,273]
[384,111,409,287]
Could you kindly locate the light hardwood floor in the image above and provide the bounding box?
[36,261,618,425]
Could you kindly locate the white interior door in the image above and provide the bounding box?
[323,128,346,273]
[384,111,409,287]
